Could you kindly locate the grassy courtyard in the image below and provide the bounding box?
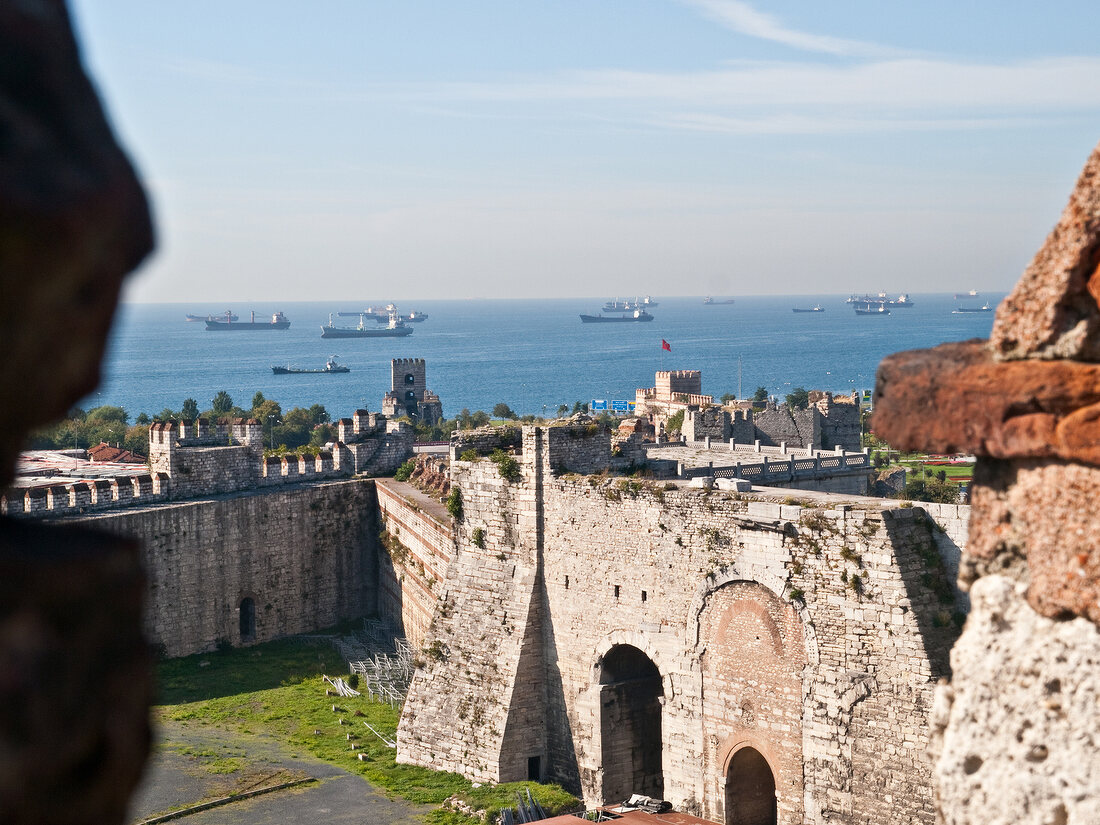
[155,636,579,824]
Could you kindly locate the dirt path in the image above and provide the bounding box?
[128,719,429,825]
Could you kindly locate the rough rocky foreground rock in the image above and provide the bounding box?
[875,139,1100,824]
[991,141,1100,362]
[0,2,154,823]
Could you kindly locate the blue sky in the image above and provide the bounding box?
[70,0,1100,302]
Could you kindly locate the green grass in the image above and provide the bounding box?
[156,636,579,823]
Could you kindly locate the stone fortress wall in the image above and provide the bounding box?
[2,406,413,518]
[398,422,969,825]
[684,390,862,452]
[375,479,454,651]
[81,479,381,657]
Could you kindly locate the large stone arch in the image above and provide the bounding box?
[577,630,681,806]
[597,644,664,803]
[694,577,808,824]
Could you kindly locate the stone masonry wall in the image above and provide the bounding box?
[814,393,862,452]
[375,480,453,650]
[77,479,379,657]
[398,425,966,825]
[754,403,819,449]
[397,455,542,782]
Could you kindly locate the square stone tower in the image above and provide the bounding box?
[382,358,443,426]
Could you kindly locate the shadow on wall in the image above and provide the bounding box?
[882,509,964,680]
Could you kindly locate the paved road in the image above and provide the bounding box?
[128,720,429,825]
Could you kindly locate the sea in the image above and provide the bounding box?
[88,295,999,421]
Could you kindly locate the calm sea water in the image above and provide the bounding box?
[89,295,998,420]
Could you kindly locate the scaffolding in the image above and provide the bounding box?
[333,617,414,707]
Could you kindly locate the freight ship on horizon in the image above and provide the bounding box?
[580,309,654,323]
[321,313,413,338]
[205,310,289,330]
[272,357,350,374]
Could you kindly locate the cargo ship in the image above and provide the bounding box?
[205,310,289,330]
[272,357,350,374]
[320,313,413,338]
[580,309,654,323]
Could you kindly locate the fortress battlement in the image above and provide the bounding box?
[6,406,413,518]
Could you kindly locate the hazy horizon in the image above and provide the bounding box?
[70,1,1100,304]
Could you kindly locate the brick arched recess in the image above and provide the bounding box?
[696,580,806,825]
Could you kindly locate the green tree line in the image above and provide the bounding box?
[28,392,337,457]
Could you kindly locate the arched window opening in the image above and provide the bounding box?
[598,645,663,804]
[404,372,416,385]
[725,747,776,825]
[239,597,256,642]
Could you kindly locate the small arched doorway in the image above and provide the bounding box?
[598,645,663,804]
[239,597,256,642]
[725,746,776,825]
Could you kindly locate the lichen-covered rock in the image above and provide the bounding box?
[991,140,1100,362]
[933,575,1100,825]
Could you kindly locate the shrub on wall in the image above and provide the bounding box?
[445,487,463,521]
[489,448,521,482]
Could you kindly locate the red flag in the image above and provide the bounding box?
[661,339,671,351]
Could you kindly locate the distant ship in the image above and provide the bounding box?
[338,304,395,319]
[186,311,237,322]
[602,296,659,312]
[952,303,993,314]
[272,357,350,375]
[704,297,736,305]
[205,310,289,330]
[580,309,654,323]
[321,313,413,338]
[890,293,914,308]
[404,310,429,322]
[954,290,980,299]
[853,303,890,316]
[792,305,824,313]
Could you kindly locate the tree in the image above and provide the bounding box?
[785,387,809,409]
[753,386,769,403]
[274,407,314,450]
[86,405,128,426]
[181,398,199,420]
[557,404,568,418]
[124,424,149,456]
[470,410,491,427]
[135,412,150,425]
[308,403,330,424]
[251,391,266,412]
[85,405,128,446]
[211,391,234,416]
[720,393,736,404]
[153,407,178,423]
[493,403,517,420]
[665,410,685,435]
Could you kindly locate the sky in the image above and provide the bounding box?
[69,0,1100,303]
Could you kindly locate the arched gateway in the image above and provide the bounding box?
[726,746,777,825]
[598,644,663,803]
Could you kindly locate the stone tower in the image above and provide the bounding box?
[382,358,443,426]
